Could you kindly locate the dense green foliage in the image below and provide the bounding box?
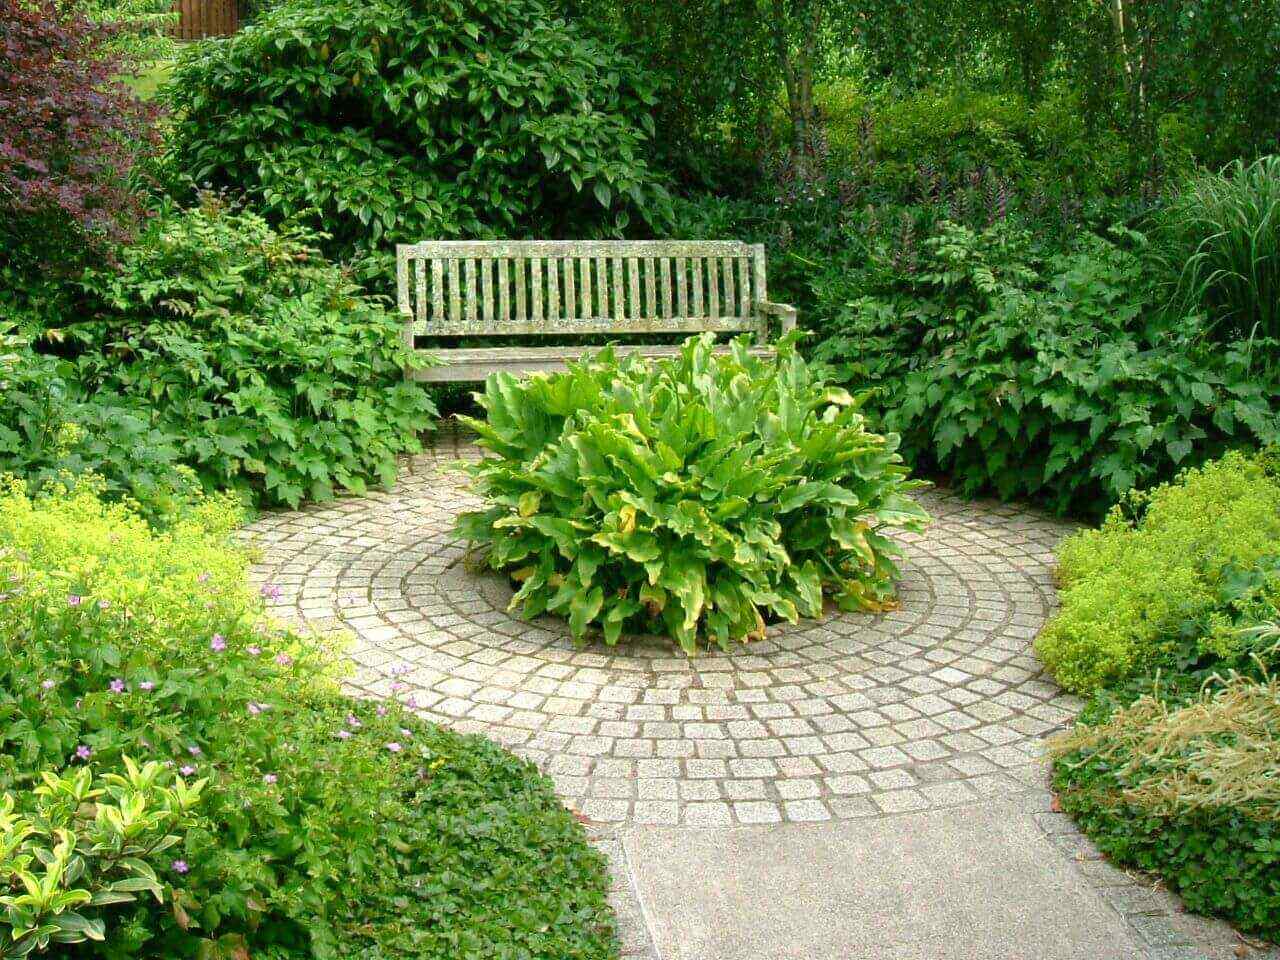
[163,0,670,259]
[1036,452,1280,692]
[811,221,1280,515]
[45,197,436,509]
[456,335,929,652]
[0,479,618,959]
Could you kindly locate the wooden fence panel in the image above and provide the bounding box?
[169,0,238,40]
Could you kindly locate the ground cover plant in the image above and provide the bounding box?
[1035,451,1280,692]
[456,335,929,652]
[0,476,618,959]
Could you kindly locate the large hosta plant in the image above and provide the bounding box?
[456,335,929,652]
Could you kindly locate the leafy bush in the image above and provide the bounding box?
[0,761,205,957]
[813,220,1280,515]
[0,322,197,522]
[0,0,156,258]
[1035,452,1280,692]
[0,478,618,959]
[456,335,929,652]
[1155,155,1280,352]
[1050,674,1280,942]
[163,0,669,258]
[61,196,436,508]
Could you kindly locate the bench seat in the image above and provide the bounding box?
[408,343,778,382]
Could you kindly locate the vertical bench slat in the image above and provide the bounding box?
[611,257,624,321]
[643,257,656,317]
[753,244,769,338]
[737,255,751,316]
[431,260,444,323]
[659,258,673,318]
[579,258,591,319]
[498,258,510,322]
[481,259,494,324]
[706,257,720,318]
[546,257,560,324]
[530,257,543,324]
[448,259,462,324]
[721,256,736,317]
[691,257,704,318]
[514,258,527,321]
[462,259,476,325]
[675,257,688,317]
[413,259,427,324]
[627,258,641,326]
[564,258,577,319]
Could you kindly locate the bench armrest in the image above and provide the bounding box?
[754,300,797,336]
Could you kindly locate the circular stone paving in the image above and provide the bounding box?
[244,433,1085,826]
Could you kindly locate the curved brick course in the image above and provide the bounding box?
[244,436,1083,825]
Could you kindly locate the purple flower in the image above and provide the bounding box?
[41,679,56,691]
[75,745,92,761]
[399,728,412,738]
[247,702,268,715]
[263,773,278,785]
[335,729,352,740]
[385,742,403,753]
[109,678,126,694]
[404,695,418,710]
[376,705,388,717]
[389,681,406,693]
[345,714,361,729]
[180,764,197,776]
[187,745,202,756]
[68,594,83,607]
[274,653,292,667]
[260,584,282,601]
[210,634,227,652]
[171,860,189,875]
[247,645,262,656]
[139,680,155,691]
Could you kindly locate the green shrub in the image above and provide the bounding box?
[0,477,618,959]
[162,0,669,259]
[1035,452,1280,692]
[0,322,197,522]
[62,196,436,508]
[1154,155,1280,353]
[1050,674,1280,942]
[456,334,929,652]
[813,220,1280,515]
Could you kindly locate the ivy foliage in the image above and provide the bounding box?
[457,335,929,652]
[57,195,436,509]
[163,0,670,257]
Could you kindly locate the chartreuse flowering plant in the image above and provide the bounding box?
[457,334,929,652]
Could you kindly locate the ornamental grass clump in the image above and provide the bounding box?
[456,334,929,653]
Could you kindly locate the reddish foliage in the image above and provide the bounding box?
[0,0,159,251]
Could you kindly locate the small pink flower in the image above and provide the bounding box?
[171,860,189,875]
[403,695,418,709]
[247,645,262,656]
[41,679,56,690]
[210,634,227,652]
[260,584,282,601]
[139,680,155,691]
[346,714,361,729]
[187,745,202,756]
[399,728,412,738]
[67,594,83,607]
[247,702,268,715]
[180,764,197,776]
[75,745,92,760]
[109,678,126,694]
[98,599,110,610]
[376,705,388,717]
[263,773,278,785]
[335,729,352,740]
[274,653,292,667]
[385,742,403,753]
[197,572,211,584]
[389,680,406,693]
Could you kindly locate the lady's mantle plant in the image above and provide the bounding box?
[457,335,929,652]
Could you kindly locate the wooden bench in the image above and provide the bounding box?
[395,240,797,382]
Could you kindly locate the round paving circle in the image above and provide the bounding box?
[245,437,1084,826]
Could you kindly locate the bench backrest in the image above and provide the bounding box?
[396,240,769,338]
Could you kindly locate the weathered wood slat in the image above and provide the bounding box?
[547,257,561,321]
[514,258,527,321]
[691,258,704,318]
[660,259,673,318]
[675,257,688,317]
[627,258,641,322]
[481,259,494,324]
[530,257,543,323]
[707,257,720,318]
[579,259,592,320]
[737,255,751,314]
[595,256,608,317]
[401,240,753,259]
[411,344,777,382]
[721,256,735,317]
[611,257,624,321]
[406,316,757,337]
[564,259,576,320]
[448,260,462,324]
[498,258,510,322]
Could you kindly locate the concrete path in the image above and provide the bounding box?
[245,430,1278,960]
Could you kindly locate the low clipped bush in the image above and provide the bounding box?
[162,0,669,259]
[1035,451,1280,692]
[61,195,436,508]
[1050,674,1280,942]
[0,478,617,959]
[456,335,929,652]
